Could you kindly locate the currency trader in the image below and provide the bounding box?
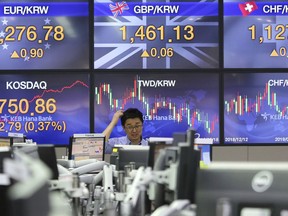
[103,108,148,154]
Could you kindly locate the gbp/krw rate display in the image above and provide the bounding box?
[94,72,219,143]
[94,0,219,69]
[0,0,89,70]
[224,0,288,68]
[0,73,90,145]
[225,73,288,144]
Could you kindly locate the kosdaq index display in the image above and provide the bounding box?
[0,73,90,145]
[94,0,219,69]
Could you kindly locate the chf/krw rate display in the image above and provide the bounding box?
[0,73,90,145]
[94,0,219,69]
[224,0,288,68]
[225,73,288,144]
[94,73,219,143]
[0,0,89,70]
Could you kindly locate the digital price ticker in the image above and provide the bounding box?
[94,0,219,69]
[224,0,288,68]
[0,73,90,145]
[0,0,89,70]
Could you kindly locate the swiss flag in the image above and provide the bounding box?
[239,1,258,16]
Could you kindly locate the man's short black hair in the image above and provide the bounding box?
[121,108,144,126]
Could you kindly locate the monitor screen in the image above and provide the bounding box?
[94,72,219,143]
[240,207,271,216]
[148,132,212,166]
[69,134,105,161]
[148,139,172,168]
[0,73,90,146]
[224,73,288,144]
[14,145,39,159]
[7,150,51,216]
[196,162,288,216]
[0,147,12,173]
[37,145,59,180]
[0,137,12,147]
[94,0,219,69]
[0,147,12,216]
[0,0,89,70]
[0,136,25,148]
[117,146,149,170]
[224,0,288,68]
[196,144,211,164]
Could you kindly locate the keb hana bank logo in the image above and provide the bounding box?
[239,1,258,16]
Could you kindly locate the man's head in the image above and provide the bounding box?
[121,108,144,144]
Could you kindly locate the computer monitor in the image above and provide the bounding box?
[68,133,105,161]
[37,145,59,180]
[8,133,26,145]
[196,144,211,165]
[0,147,12,173]
[147,137,173,168]
[7,150,51,216]
[172,132,187,146]
[0,147,12,216]
[0,135,26,148]
[195,162,288,216]
[116,145,149,171]
[11,137,26,145]
[12,144,39,159]
[176,129,200,204]
[12,144,59,180]
[194,137,213,165]
[0,137,13,147]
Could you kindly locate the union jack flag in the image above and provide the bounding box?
[95,0,219,69]
[109,1,129,17]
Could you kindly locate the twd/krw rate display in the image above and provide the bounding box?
[0,73,90,145]
[0,0,89,70]
[94,0,219,69]
[94,72,219,143]
[225,73,288,143]
[224,0,288,68]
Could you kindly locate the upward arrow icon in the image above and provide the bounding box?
[141,50,150,58]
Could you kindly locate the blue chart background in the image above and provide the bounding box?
[224,73,288,143]
[224,0,288,68]
[0,73,90,145]
[94,72,219,143]
[0,0,89,70]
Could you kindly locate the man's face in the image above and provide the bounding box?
[123,117,143,144]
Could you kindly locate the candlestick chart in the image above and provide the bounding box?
[94,72,219,142]
[224,73,288,143]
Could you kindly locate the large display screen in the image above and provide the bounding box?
[0,0,89,70]
[224,0,288,68]
[94,0,219,69]
[224,73,288,144]
[94,72,219,143]
[0,73,90,145]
